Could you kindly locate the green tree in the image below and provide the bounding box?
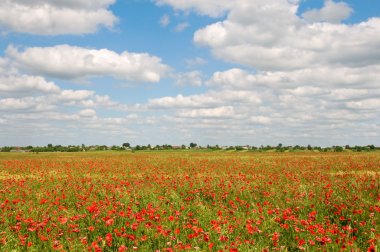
[190,142,197,148]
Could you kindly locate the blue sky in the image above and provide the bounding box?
[0,0,379,147]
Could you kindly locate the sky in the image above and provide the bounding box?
[0,0,379,147]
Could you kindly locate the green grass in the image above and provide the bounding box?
[0,151,379,251]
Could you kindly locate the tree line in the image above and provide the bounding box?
[0,143,378,153]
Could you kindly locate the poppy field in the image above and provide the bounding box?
[0,151,379,251]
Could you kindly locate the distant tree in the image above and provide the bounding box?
[334,146,344,152]
[96,145,107,151]
[314,146,322,152]
[276,143,283,152]
[1,146,12,152]
[122,143,130,148]
[111,145,120,150]
[190,142,197,148]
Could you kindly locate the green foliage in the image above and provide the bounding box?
[0,146,12,152]
[189,142,197,148]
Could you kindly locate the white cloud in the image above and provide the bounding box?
[148,94,219,108]
[58,90,95,101]
[0,75,60,96]
[0,58,7,73]
[0,59,131,113]
[0,66,141,146]
[7,0,115,9]
[346,99,380,110]
[1,0,379,146]
[78,109,97,118]
[174,22,190,32]
[0,96,55,111]
[7,45,169,82]
[0,0,117,35]
[185,57,207,68]
[178,106,235,118]
[251,116,272,125]
[160,14,170,27]
[192,1,380,71]
[0,87,119,113]
[154,0,232,17]
[147,88,262,110]
[302,0,353,23]
[287,86,324,96]
[174,71,203,86]
[327,89,369,100]
[208,66,380,89]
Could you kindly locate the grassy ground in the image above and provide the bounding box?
[0,151,379,251]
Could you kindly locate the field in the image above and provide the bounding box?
[0,151,379,251]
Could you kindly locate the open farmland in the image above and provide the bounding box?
[0,152,379,251]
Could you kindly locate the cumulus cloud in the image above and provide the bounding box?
[185,57,207,68]
[0,96,56,111]
[0,0,117,35]
[1,0,379,146]
[250,116,272,125]
[7,45,169,82]
[142,61,379,145]
[208,66,380,89]
[0,58,7,73]
[148,94,220,109]
[148,88,262,110]
[302,0,353,23]
[346,99,380,110]
[7,0,115,9]
[174,71,203,86]
[178,106,235,118]
[58,90,95,101]
[0,75,60,96]
[78,109,97,118]
[154,0,233,17]
[192,1,380,71]
[327,89,369,100]
[0,65,140,145]
[0,60,128,114]
[0,86,120,114]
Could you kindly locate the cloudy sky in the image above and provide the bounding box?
[0,0,379,147]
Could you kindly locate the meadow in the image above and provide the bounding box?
[0,151,379,251]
